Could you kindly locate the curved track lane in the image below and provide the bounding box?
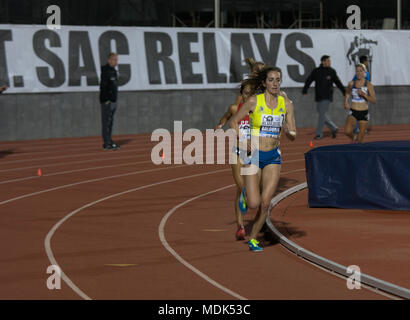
[0,126,409,299]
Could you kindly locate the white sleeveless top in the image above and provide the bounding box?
[351,80,368,104]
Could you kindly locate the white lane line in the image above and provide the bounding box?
[157,168,307,300]
[266,183,409,300]
[0,162,305,204]
[0,144,155,165]
[1,127,407,154]
[0,140,147,157]
[158,184,247,300]
[0,136,162,156]
[44,168,231,300]
[0,135,150,150]
[0,152,305,175]
[0,164,188,205]
[1,138,311,166]
[0,153,146,173]
[0,160,153,185]
[0,159,304,187]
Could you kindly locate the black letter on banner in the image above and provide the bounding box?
[68,31,99,86]
[178,32,202,84]
[285,33,315,82]
[253,33,281,67]
[203,33,226,83]
[229,33,254,83]
[33,30,65,87]
[0,30,12,86]
[98,31,130,86]
[144,32,177,84]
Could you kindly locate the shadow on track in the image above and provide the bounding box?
[0,149,14,159]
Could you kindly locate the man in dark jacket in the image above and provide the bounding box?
[302,55,346,140]
[100,53,120,150]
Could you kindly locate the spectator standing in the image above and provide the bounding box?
[302,55,346,140]
[100,53,120,150]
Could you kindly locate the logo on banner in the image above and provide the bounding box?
[346,34,378,77]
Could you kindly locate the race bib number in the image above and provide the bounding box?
[260,114,284,138]
[239,121,250,141]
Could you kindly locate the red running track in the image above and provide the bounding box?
[0,125,409,300]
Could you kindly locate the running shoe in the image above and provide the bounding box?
[238,187,248,214]
[248,239,263,252]
[235,226,246,240]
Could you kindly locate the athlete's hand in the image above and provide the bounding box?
[214,124,223,131]
[344,102,350,110]
[358,89,366,97]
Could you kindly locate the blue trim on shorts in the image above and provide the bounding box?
[247,147,282,169]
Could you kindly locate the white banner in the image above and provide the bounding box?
[1,24,410,93]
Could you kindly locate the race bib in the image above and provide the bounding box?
[260,114,284,138]
[239,121,250,141]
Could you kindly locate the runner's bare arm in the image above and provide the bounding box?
[233,92,242,106]
[214,104,237,130]
[230,95,257,137]
[344,81,353,110]
[284,98,296,141]
[361,82,376,104]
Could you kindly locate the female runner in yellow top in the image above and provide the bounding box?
[230,66,296,252]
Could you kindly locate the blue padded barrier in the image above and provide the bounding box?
[305,141,410,211]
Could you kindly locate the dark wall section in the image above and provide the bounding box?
[0,86,409,141]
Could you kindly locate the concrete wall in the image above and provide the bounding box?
[0,86,409,141]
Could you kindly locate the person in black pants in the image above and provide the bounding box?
[100,53,120,150]
[302,55,346,140]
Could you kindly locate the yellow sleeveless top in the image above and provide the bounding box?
[249,93,286,138]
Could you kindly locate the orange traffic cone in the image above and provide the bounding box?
[309,141,313,148]
[37,168,42,176]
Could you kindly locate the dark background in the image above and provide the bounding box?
[0,0,409,29]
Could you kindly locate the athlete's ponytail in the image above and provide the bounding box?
[245,57,265,75]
